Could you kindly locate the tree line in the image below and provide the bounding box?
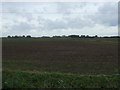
[7,35,120,38]
[7,35,31,38]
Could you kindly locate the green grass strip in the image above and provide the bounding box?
[2,70,120,88]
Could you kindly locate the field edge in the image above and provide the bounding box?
[2,70,120,88]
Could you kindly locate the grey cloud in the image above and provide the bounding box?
[90,3,118,26]
[56,2,87,14]
[2,2,24,13]
[43,19,67,30]
[40,16,94,30]
[1,2,118,37]
[10,22,35,31]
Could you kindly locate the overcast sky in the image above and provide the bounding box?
[0,2,118,37]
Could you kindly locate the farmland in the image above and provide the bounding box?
[2,38,119,88]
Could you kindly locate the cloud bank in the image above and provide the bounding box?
[1,2,118,37]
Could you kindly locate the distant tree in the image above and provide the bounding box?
[41,36,50,38]
[86,35,90,38]
[26,35,31,38]
[7,35,11,38]
[103,36,108,38]
[14,35,19,38]
[62,35,67,38]
[68,35,79,38]
[95,35,98,38]
[110,36,120,38]
[22,35,25,38]
[80,35,85,38]
[52,36,61,38]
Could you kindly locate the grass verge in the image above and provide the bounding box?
[2,70,120,88]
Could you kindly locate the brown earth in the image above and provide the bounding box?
[2,38,119,74]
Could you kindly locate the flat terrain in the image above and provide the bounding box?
[2,38,119,74]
